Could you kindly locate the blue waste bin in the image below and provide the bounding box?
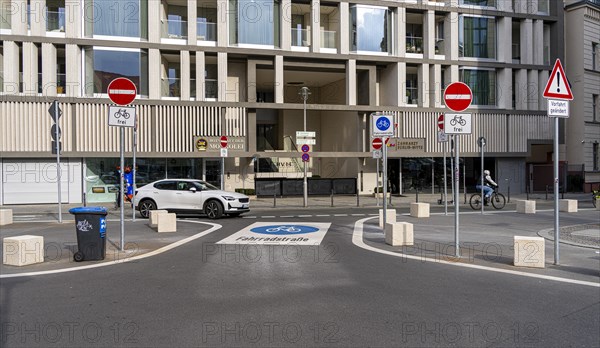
[68,207,108,262]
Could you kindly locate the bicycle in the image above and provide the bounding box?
[469,189,506,210]
[449,115,466,127]
[114,109,131,119]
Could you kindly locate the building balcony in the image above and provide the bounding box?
[162,18,187,39]
[162,77,180,98]
[197,20,216,41]
[46,9,65,32]
[406,36,423,54]
[291,28,309,47]
[321,30,336,49]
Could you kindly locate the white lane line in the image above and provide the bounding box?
[351,214,366,216]
[334,214,348,217]
[262,216,276,218]
[242,216,257,219]
[298,215,312,218]
[280,215,294,218]
[352,217,600,288]
[0,221,221,279]
[316,214,330,217]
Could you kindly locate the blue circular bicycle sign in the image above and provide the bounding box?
[250,225,320,235]
[372,114,394,136]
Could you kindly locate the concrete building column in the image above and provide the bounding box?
[148,49,161,99]
[41,43,57,97]
[429,64,442,108]
[532,20,544,65]
[396,7,406,57]
[11,0,26,35]
[281,0,291,50]
[538,70,549,111]
[520,19,533,65]
[187,0,197,43]
[398,62,407,106]
[65,0,81,39]
[65,44,80,97]
[449,65,459,83]
[497,67,512,110]
[217,52,227,101]
[339,2,349,54]
[445,11,459,60]
[148,0,161,43]
[497,17,512,64]
[527,70,539,110]
[2,41,19,94]
[275,55,284,103]
[368,66,377,106]
[22,42,38,95]
[195,51,206,101]
[424,10,435,60]
[310,0,320,53]
[217,0,228,47]
[418,63,430,108]
[29,0,45,36]
[527,0,538,14]
[514,69,527,110]
[247,60,256,103]
[181,51,190,100]
[347,59,356,105]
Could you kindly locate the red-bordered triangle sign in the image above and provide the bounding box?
[543,59,573,100]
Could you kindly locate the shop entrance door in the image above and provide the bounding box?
[204,159,221,188]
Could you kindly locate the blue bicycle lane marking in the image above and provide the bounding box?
[250,225,320,235]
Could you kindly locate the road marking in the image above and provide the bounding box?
[217,222,331,245]
[316,214,330,217]
[352,217,600,288]
[0,221,221,279]
[351,214,366,216]
[298,215,312,217]
[242,216,257,219]
[263,216,276,218]
[334,214,348,217]
[280,215,294,218]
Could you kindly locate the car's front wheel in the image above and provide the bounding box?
[204,200,223,219]
[139,199,157,218]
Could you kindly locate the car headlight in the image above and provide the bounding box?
[222,196,236,201]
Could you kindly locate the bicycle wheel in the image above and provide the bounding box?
[469,194,482,210]
[491,193,506,209]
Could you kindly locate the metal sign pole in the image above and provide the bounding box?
[120,127,125,251]
[221,157,225,191]
[554,117,560,265]
[382,137,388,231]
[443,141,447,215]
[454,135,460,258]
[479,137,486,215]
[55,101,62,223]
[132,124,137,222]
[376,156,380,207]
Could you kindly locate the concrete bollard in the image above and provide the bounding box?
[3,235,44,266]
[410,203,430,218]
[516,200,536,214]
[157,213,177,233]
[379,209,396,228]
[0,209,13,226]
[514,236,545,268]
[385,222,414,246]
[149,210,168,228]
[559,199,577,213]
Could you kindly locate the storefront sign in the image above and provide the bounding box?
[194,136,246,151]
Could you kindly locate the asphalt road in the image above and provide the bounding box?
[1,208,599,347]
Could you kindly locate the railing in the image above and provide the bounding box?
[1,6,11,30]
[161,77,180,97]
[435,39,444,54]
[205,79,218,99]
[46,9,65,32]
[291,28,309,47]
[320,30,336,49]
[283,136,303,173]
[162,18,187,39]
[406,86,418,105]
[197,20,216,41]
[512,43,520,61]
[406,36,423,53]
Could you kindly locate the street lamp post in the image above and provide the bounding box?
[300,87,311,207]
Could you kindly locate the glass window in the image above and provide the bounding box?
[84,47,148,96]
[46,0,65,32]
[459,16,496,59]
[537,0,549,14]
[84,0,148,39]
[460,69,496,106]
[460,0,495,7]
[154,181,177,190]
[0,0,11,30]
[350,5,392,53]
[593,43,598,70]
[593,94,598,122]
[197,5,217,41]
[229,0,280,46]
[593,142,599,171]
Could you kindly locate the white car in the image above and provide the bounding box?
[135,179,250,219]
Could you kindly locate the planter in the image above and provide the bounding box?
[595,198,600,210]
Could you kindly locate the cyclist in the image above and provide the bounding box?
[475,169,497,206]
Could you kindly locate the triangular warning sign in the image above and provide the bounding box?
[543,59,573,100]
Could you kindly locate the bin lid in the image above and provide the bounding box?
[68,206,108,215]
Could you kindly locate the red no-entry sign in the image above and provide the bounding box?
[372,138,383,150]
[438,114,444,130]
[107,78,137,106]
[220,136,228,148]
[444,82,472,112]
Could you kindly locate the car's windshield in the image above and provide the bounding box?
[192,181,220,191]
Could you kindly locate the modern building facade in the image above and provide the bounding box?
[0,0,565,204]
[564,0,600,192]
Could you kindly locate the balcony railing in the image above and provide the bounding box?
[161,77,180,97]
[162,18,187,39]
[46,9,65,32]
[1,6,11,30]
[321,30,336,49]
[406,36,423,54]
[197,20,216,41]
[205,79,218,99]
[406,86,418,105]
[291,28,309,47]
